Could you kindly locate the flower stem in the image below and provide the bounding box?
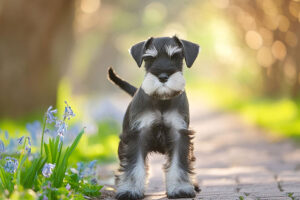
[41,114,47,156]
[16,137,28,184]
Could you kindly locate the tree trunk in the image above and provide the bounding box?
[0,0,75,118]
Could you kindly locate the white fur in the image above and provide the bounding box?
[116,153,146,195]
[163,111,193,196]
[141,73,162,96]
[143,47,158,57]
[166,72,186,92]
[132,111,160,130]
[165,45,182,57]
[141,72,185,100]
[163,111,187,131]
[165,145,194,196]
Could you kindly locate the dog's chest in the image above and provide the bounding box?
[132,110,187,131]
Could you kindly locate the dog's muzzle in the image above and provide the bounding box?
[141,72,186,100]
[158,73,169,83]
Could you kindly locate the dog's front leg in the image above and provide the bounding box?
[165,129,196,199]
[116,135,147,200]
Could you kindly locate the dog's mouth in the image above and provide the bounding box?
[151,86,184,100]
[141,72,186,100]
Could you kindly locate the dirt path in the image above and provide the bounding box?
[98,98,300,200]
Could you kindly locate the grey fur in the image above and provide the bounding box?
[112,36,200,200]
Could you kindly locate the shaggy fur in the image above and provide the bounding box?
[108,36,200,200]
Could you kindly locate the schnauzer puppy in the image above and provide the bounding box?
[108,36,200,200]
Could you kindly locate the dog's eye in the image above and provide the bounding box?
[142,56,155,61]
[171,52,183,59]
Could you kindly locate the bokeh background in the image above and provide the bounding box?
[1,0,300,163]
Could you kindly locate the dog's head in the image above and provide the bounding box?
[129,36,200,100]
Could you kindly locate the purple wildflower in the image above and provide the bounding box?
[46,106,57,124]
[0,140,4,153]
[26,121,41,146]
[17,136,24,145]
[0,140,4,160]
[4,157,18,173]
[88,160,97,169]
[6,138,17,154]
[5,130,9,140]
[42,163,56,178]
[64,101,75,120]
[66,183,71,190]
[56,120,67,141]
[25,137,31,154]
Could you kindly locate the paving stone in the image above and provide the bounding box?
[98,99,300,199]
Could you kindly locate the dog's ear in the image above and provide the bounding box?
[129,37,153,67]
[173,36,200,68]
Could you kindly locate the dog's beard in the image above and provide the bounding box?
[141,72,185,100]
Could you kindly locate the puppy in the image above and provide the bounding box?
[108,36,200,200]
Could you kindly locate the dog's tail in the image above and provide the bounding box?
[107,67,137,97]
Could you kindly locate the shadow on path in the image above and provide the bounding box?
[99,98,300,200]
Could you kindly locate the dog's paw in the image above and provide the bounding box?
[116,191,144,200]
[167,183,196,199]
[194,182,201,193]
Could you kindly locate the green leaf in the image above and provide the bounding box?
[44,143,50,161]
[21,156,47,189]
[0,166,14,194]
[51,129,84,188]
[80,183,103,197]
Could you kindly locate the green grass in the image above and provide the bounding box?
[70,120,120,164]
[0,102,108,199]
[0,118,120,166]
[187,79,300,140]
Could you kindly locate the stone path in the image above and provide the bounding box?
[98,98,300,200]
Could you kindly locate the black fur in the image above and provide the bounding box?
[116,192,144,200]
[108,67,137,96]
[108,36,200,200]
[167,190,196,199]
[130,37,153,67]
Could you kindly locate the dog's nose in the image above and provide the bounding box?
[158,73,169,83]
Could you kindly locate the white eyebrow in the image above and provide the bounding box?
[143,46,158,57]
[165,45,182,57]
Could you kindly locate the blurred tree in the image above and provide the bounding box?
[0,0,75,117]
[227,0,300,97]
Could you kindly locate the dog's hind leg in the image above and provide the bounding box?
[115,137,147,200]
[165,129,197,199]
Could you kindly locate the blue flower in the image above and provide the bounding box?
[26,121,41,146]
[0,140,4,153]
[64,101,75,120]
[27,137,31,146]
[46,106,57,124]
[6,138,17,153]
[56,120,67,141]
[5,130,9,140]
[66,183,71,190]
[77,162,84,172]
[17,136,24,145]
[77,162,84,178]
[88,160,97,169]
[42,163,55,178]
[25,137,31,154]
[4,157,18,173]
